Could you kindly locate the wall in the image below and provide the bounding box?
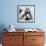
[0,0,46,43]
[0,0,46,29]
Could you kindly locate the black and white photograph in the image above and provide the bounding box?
[17,5,35,23]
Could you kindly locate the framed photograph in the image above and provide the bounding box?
[17,5,35,23]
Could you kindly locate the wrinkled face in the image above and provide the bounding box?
[26,14,30,18]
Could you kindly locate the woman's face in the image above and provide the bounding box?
[26,14,30,17]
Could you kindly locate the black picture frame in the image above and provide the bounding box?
[17,5,35,23]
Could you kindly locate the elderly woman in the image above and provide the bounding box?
[20,8,33,20]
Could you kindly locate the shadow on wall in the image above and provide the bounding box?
[0,24,7,43]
